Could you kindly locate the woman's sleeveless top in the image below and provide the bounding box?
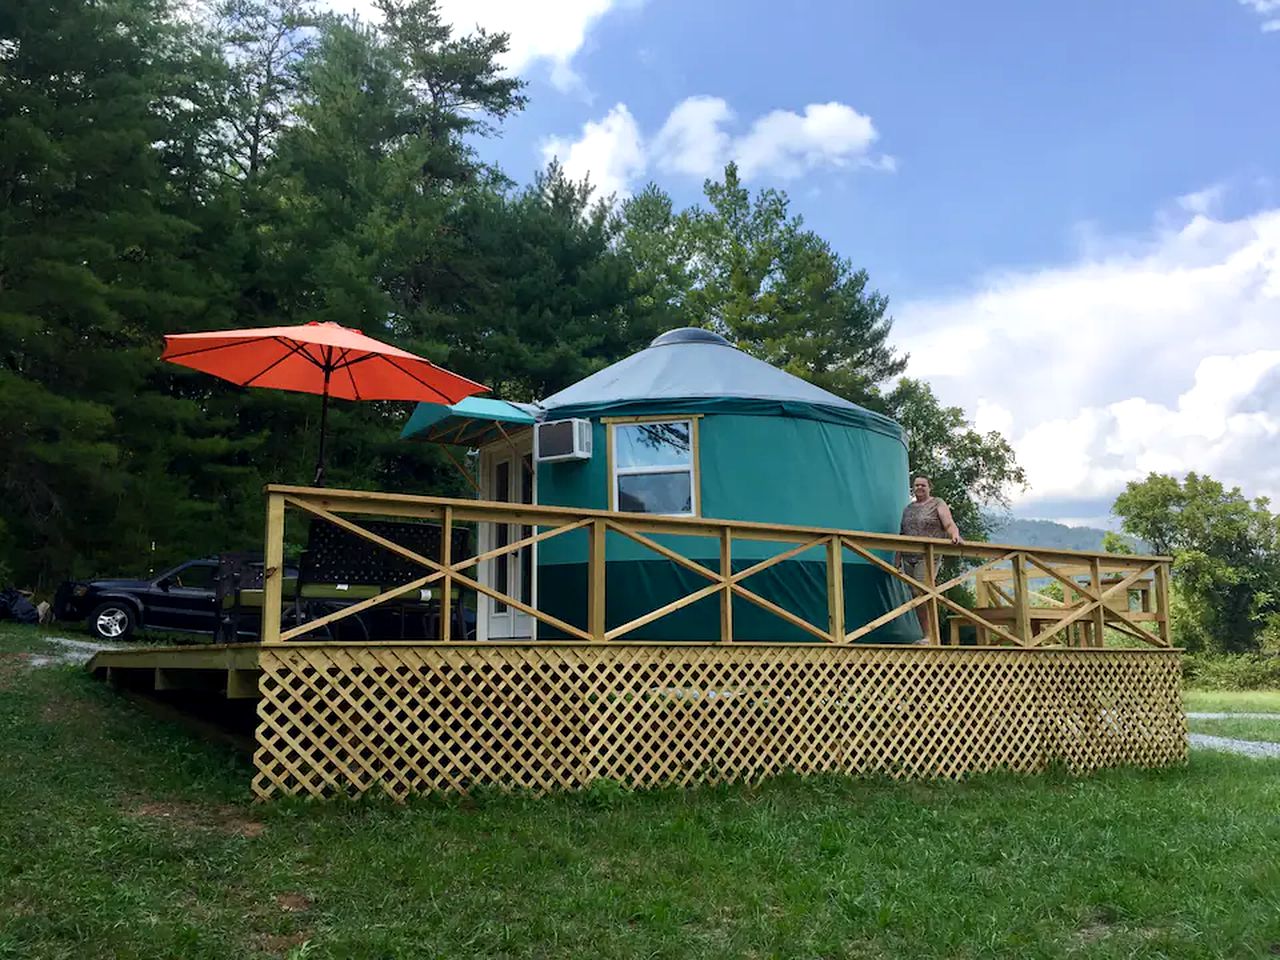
[900,497,944,559]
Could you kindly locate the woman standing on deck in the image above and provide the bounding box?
[898,476,962,641]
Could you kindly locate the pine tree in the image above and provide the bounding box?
[619,163,906,407]
[0,0,230,583]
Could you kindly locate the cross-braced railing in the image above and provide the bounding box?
[258,484,1173,648]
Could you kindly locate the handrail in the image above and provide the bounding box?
[259,484,1173,649]
[264,484,1171,567]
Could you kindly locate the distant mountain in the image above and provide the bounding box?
[988,518,1148,554]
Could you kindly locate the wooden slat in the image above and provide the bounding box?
[826,536,845,644]
[266,484,1170,566]
[1033,564,1159,646]
[441,506,453,642]
[261,493,285,644]
[731,536,831,585]
[589,519,606,642]
[1089,558,1106,648]
[452,519,591,572]
[604,581,726,642]
[843,592,932,643]
[930,595,1028,648]
[604,520,719,582]
[1012,554,1032,644]
[720,528,734,644]
[250,644,1187,801]
[729,581,832,642]
[840,539,1029,647]
[449,566,593,642]
[1155,561,1171,646]
[279,573,441,642]
[924,543,940,645]
[266,486,1172,651]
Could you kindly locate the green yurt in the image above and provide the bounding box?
[532,327,920,643]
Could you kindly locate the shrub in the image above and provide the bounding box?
[1182,653,1280,690]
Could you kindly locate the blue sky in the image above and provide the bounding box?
[369,0,1280,524]
[476,0,1279,296]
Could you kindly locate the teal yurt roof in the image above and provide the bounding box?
[539,328,905,445]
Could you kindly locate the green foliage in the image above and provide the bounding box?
[406,162,665,402]
[1101,530,1136,554]
[0,0,239,582]
[1183,688,1280,712]
[1113,472,1280,653]
[1181,653,1280,690]
[0,0,530,585]
[884,378,1027,541]
[619,164,906,408]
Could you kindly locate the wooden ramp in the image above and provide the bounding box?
[90,643,263,700]
[89,642,1187,801]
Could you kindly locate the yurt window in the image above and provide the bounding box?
[611,419,698,516]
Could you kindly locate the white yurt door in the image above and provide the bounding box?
[477,439,535,640]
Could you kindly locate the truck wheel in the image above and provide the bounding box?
[88,602,136,641]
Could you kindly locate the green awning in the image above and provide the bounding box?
[400,396,538,447]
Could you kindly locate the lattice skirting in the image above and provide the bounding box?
[252,644,1187,800]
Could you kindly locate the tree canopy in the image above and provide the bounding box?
[1112,472,1280,653]
[1,0,1025,588]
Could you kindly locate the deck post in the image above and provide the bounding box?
[441,505,453,642]
[1089,558,1106,648]
[1011,553,1032,645]
[1155,560,1171,646]
[589,519,606,641]
[826,535,845,643]
[924,543,940,645]
[261,491,285,644]
[974,570,990,608]
[720,528,734,643]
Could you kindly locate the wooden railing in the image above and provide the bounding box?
[259,484,1173,648]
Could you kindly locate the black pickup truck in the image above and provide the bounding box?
[54,552,474,642]
[54,557,292,642]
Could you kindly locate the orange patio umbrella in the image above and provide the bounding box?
[161,321,488,485]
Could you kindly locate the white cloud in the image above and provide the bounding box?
[651,96,734,177]
[542,95,891,200]
[734,102,880,179]
[320,0,633,91]
[1240,0,1280,30]
[1177,183,1226,216]
[897,203,1280,516]
[540,103,645,199]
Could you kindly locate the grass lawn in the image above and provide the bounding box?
[4,625,1280,959]
[1187,717,1280,744]
[1183,689,1280,713]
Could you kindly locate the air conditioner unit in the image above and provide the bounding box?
[535,418,592,462]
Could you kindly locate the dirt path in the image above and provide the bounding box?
[25,636,123,667]
[1188,733,1280,759]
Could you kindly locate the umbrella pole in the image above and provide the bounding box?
[314,367,332,487]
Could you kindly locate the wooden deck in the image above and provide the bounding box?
[87,485,1186,800]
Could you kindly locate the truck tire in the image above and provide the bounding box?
[88,601,136,641]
